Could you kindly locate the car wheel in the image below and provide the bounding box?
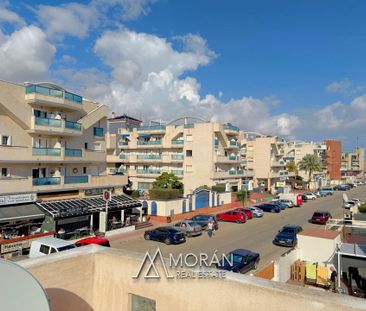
[164,238,171,245]
[144,234,150,240]
[236,219,242,224]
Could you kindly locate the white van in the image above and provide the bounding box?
[29,237,76,258]
[277,193,303,207]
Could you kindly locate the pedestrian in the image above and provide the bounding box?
[207,219,214,238]
[330,266,338,293]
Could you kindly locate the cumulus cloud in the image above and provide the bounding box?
[85,28,300,136]
[0,1,25,27]
[326,79,352,93]
[0,25,55,82]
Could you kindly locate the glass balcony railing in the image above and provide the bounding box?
[119,154,129,159]
[93,127,104,137]
[137,125,166,131]
[170,170,184,176]
[137,155,162,160]
[280,171,288,176]
[35,117,62,128]
[229,141,239,146]
[65,121,82,131]
[64,176,88,184]
[171,154,184,160]
[137,169,161,174]
[33,177,61,186]
[229,170,244,175]
[224,125,240,131]
[26,85,82,104]
[137,141,162,145]
[119,141,129,146]
[32,147,61,156]
[184,124,194,128]
[229,156,238,160]
[65,148,82,157]
[172,140,184,145]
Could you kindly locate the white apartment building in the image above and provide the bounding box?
[341,147,365,179]
[107,117,254,195]
[0,80,127,200]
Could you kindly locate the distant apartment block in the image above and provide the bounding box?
[341,147,365,178]
[107,117,254,194]
[0,80,127,199]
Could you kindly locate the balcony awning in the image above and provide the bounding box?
[0,203,45,222]
[138,134,151,138]
[119,134,130,137]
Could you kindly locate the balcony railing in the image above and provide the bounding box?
[33,177,61,186]
[137,141,162,146]
[229,141,239,147]
[26,85,82,104]
[64,176,89,184]
[224,125,240,131]
[35,117,62,128]
[172,140,184,145]
[65,120,82,131]
[171,154,184,160]
[229,156,238,161]
[65,148,82,157]
[137,169,161,174]
[119,141,129,146]
[137,125,166,131]
[229,170,244,175]
[137,155,162,160]
[32,147,61,156]
[184,124,194,128]
[119,154,129,159]
[170,170,184,176]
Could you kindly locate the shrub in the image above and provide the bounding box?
[359,203,366,213]
[149,189,183,200]
[130,190,140,198]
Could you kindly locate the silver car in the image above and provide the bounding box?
[277,199,294,208]
[248,206,264,217]
[174,220,203,237]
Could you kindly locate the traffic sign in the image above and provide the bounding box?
[103,190,112,202]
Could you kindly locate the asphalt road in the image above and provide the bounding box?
[111,186,366,272]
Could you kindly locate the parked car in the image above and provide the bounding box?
[173,220,203,237]
[311,211,332,225]
[344,201,356,210]
[257,203,281,213]
[29,237,76,258]
[216,211,247,223]
[334,184,351,191]
[273,225,303,247]
[313,190,321,198]
[189,214,219,230]
[234,208,253,219]
[144,227,186,245]
[277,199,294,208]
[269,201,287,210]
[248,206,264,217]
[216,249,260,274]
[350,198,361,206]
[319,187,334,196]
[303,192,317,200]
[75,237,110,247]
[301,194,308,202]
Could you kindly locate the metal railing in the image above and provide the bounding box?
[32,147,61,156]
[65,148,82,157]
[26,85,82,104]
[64,176,89,184]
[35,117,62,128]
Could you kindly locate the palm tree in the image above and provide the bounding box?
[286,162,298,175]
[298,154,322,183]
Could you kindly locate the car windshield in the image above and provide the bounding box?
[225,253,243,265]
[188,221,199,226]
[58,244,76,252]
[281,228,295,234]
[313,212,325,217]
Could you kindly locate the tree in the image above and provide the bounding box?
[298,154,322,183]
[152,172,183,190]
[286,162,298,174]
[236,190,250,207]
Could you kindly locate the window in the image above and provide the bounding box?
[1,168,9,177]
[40,244,50,255]
[84,142,88,149]
[185,165,192,172]
[186,150,192,157]
[186,134,193,142]
[93,127,104,137]
[83,167,87,174]
[50,248,57,253]
[1,135,9,145]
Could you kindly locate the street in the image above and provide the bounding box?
[111,186,366,272]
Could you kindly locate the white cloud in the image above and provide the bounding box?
[86,28,300,136]
[326,79,352,93]
[0,25,56,82]
[0,1,25,27]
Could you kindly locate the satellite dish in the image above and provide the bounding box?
[0,259,50,311]
[343,193,348,202]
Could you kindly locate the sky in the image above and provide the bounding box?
[0,0,365,151]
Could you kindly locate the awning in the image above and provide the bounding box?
[119,133,130,137]
[138,134,150,138]
[0,203,45,222]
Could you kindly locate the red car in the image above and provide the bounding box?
[216,211,247,223]
[75,237,110,247]
[311,211,332,225]
[234,208,253,219]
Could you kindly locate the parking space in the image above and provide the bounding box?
[111,186,366,272]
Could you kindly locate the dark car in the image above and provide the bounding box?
[144,226,186,245]
[216,210,247,223]
[335,184,351,191]
[311,211,332,225]
[268,201,287,210]
[273,225,303,247]
[257,204,281,213]
[216,249,260,274]
[301,195,308,202]
[189,214,219,230]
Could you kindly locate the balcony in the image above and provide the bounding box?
[170,169,184,176]
[229,169,244,175]
[137,125,166,132]
[119,154,129,160]
[31,117,82,136]
[0,177,33,194]
[32,147,61,157]
[64,176,89,184]
[118,141,129,147]
[137,155,162,160]
[184,124,194,128]
[137,141,162,146]
[224,125,240,133]
[171,154,184,161]
[171,140,184,146]
[136,169,161,175]
[33,177,61,186]
[271,160,285,167]
[215,155,240,163]
[25,84,83,111]
[226,141,239,148]
[65,148,82,157]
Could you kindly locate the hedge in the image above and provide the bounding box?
[359,203,366,213]
[149,189,183,200]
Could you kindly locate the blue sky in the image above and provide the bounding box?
[0,0,365,151]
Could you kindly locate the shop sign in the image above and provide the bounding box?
[0,233,55,254]
[85,187,114,196]
[276,182,286,187]
[0,193,37,206]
